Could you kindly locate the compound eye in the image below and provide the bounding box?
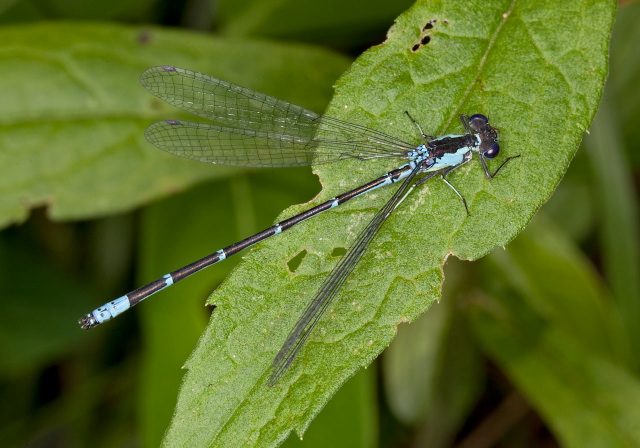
[468,114,489,132]
[469,114,488,124]
[484,142,500,159]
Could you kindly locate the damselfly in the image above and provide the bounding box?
[79,66,518,385]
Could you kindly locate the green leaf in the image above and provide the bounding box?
[0,22,350,228]
[165,1,614,447]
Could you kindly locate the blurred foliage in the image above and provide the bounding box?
[0,1,637,448]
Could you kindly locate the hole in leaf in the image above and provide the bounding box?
[421,35,431,45]
[411,43,421,52]
[287,249,308,273]
[331,247,347,257]
[423,19,436,30]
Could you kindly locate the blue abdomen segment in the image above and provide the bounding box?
[92,295,130,324]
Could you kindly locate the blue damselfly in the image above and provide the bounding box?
[79,66,518,385]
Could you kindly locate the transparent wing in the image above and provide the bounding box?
[269,164,425,385]
[141,66,414,167]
